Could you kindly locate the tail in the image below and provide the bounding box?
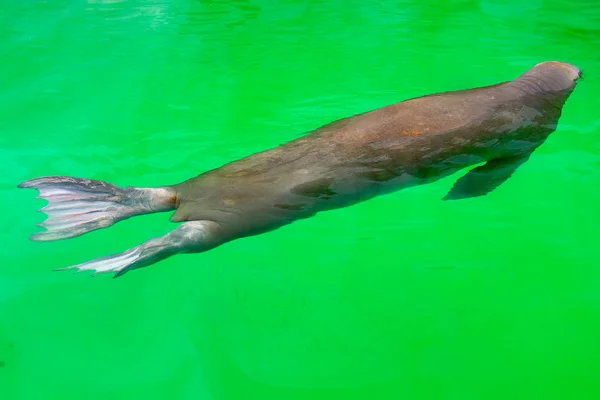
[18,176,177,242]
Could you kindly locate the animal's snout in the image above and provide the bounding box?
[535,61,582,82]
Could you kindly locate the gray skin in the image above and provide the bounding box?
[18,61,581,277]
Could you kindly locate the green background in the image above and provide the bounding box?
[2,0,599,399]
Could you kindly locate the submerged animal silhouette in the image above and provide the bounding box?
[19,61,581,277]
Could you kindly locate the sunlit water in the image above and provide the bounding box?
[2,1,600,399]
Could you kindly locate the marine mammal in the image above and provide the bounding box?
[18,61,581,277]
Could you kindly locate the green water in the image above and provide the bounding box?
[2,0,600,399]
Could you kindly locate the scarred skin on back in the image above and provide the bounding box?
[172,61,581,239]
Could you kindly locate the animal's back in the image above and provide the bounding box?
[171,81,535,236]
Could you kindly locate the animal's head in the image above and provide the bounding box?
[513,61,582,96]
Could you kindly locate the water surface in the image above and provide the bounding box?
[2,0,600,399]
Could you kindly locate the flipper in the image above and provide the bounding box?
[56,220,222,278]
[443,155,530,200]
[18,176,177,241]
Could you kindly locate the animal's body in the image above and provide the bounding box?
[19,61,581,277]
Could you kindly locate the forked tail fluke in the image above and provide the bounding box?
[18,176,177,242]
